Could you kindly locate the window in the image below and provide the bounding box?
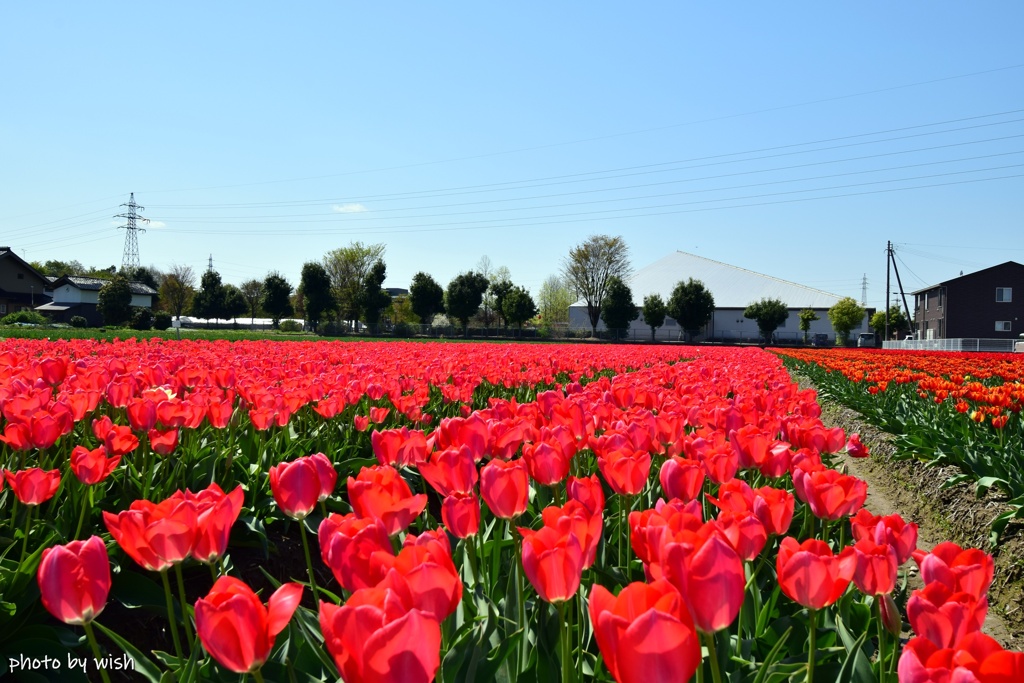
[938,288,944,308]
[996,321,1012,332]
[0,304,6,314]
[924,295,929,311]
[996,287,1012,302]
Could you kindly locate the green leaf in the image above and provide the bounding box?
[752,626,792,683]
[975,476,1008,498]
[92,621,165,683]
[834,614,874,683]
[835,628,870,683]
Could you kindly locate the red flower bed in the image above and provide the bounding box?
[1,340,1021,682]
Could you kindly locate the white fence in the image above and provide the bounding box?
[882,338,1020,353]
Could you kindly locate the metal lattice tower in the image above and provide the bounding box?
[861,274,868,306]
[115,193,150,272]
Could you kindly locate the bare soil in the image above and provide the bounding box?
[800,379,1024,649]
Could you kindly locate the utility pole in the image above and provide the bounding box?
[860,274,868,307]
[115,193,149,273]
[885,242,891,341]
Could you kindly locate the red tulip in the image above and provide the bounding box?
[906,582,987,649]
[662,522,745,633]
[319,513,393,592]
[441,492,480,538]
[37,536,110,625]
[522,441,571,486]
[845,433,869,458]
[519,524,584,604]
[319,572,441,683]
[850,509,918,565]
[899,632,1024,683]
[716,510,767,561]
[542,501,603,569]
[347,465,427,535]
[387,532,463,621]
[852,538,898,596]
[127,397,158,432]
[103,496,197,571]
[148,428,179,455]
[752,486,795,536]
[776,537,856,610]
[480,458,530,519]
[792,467,867,520]
[194,576,302,674]
[70,445,121,486]
[188,484,245,564]
[371,427,428,467]
[104,424,140,456]
[418,444,478,496]
[269,453,334,520]
[589,580,701,683]
[4,468,61,505]
[914,542,994,599]
[658,456,705,503]
[567,474,605,516]
[353,415,370,431]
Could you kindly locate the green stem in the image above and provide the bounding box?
[82,621,113,683]
[704,631,724,683]
[875,598,887,683]
[515,536,526,676]
[808,608,818,683]
[174,564,194,650]
[19,506,32,564]
[299,521,320,603]
[465,537,480,589]
[74,486,93,540]
[251,668,266,683]
[160,569,185,663]
[557,601,572,683]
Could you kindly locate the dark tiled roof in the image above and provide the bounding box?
[50,275,158,296]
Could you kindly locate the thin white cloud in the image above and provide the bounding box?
[332,203,368,214]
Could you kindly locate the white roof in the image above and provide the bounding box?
[573,251,844,310]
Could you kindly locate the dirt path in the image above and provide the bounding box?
[802,383,1024,650]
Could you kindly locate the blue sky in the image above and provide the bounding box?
[2,3,1022,310]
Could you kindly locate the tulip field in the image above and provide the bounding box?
[775,348,1024,543]
[0,338,1021,682]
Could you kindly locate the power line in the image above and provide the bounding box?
[146,110,1024,209]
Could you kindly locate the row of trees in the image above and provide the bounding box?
[557,233,875,344]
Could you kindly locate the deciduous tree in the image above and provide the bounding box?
[160,264,196,320]
[97,274,133,326]
[642,294,667,341]
[323,242,385,327]
[240,279,265,326]
[667,278,715,342]
[502,285,537,331]
[828,297,866,346]
[869,306,909,340]
[410,272,445,325]
[744,298,789,343]
[223,285,248,322]
[301,262,335,333]
[561,234,631,336]
[445,271,490,333]
[261,272,293,328]
[191,270,227,322]
[358,260,391,330]
[798,308,820,344]
[537,275,574,326]
[599,276,637,338]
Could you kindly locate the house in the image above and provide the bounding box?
[37,275,158,326]
[912,261,1024,340]
[568,251,870,341]
[0,247,53,316]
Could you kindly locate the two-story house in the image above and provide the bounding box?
[912,261,1024,340]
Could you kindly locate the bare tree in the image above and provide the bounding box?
[240,279,265,327]
[561,235,631,336]
[160,264,196,320]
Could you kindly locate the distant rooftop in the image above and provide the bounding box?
[572,251,845,309]
[49,275,158,296]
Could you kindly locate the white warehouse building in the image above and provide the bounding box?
[568,251,870,342]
